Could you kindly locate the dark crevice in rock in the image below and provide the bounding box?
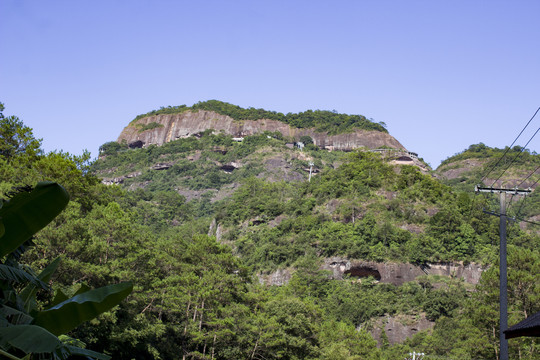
[344,266,381,281]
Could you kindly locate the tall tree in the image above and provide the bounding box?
[0,103,42,160]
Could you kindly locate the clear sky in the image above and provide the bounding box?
[1,0,539,168]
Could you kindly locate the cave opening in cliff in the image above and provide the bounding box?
[220,165,236,172]
[396,155,413,162]
[344,266,381,281]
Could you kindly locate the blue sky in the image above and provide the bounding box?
[1,0,539,167]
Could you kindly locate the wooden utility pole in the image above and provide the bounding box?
[475,186,532,360]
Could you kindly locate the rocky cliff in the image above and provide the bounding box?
[259,258,484,287]
[321,257,484,286]
[117,110,406,151]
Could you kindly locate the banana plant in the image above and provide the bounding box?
[0,182,133,359]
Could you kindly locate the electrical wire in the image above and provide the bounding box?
[510,175,539,224]
[511,216,540,226]
[517,163,540,188]
[480,106,540,185]
[512,194,528,220]
[528,174,540,189]
[490,125,540,187]
[506,193,516,216]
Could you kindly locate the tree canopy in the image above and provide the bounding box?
[1,103,538,359]
[0,103,42,160]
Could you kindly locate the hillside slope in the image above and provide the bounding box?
[87,108,540,358]
[4,103,538,359]
[435,143,540,225]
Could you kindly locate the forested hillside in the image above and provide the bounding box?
[436,143,540,223]
[1,104,539,359]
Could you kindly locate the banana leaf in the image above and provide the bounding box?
[20,257,61,313]
[0,182,69,258]
[0,305,33,325]
[33,282,133,336]
[48,288,69,308]
[66,345,111,360]
[0,264,47,289]
[0,325,63,353]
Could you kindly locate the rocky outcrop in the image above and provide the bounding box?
[117,111,406,152]
[369,314,435,346]
[101,171,142,186]
[256,259,484,287]
[322,257,484,286]
[258,269,292,286]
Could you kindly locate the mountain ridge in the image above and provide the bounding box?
[117,101,407,152]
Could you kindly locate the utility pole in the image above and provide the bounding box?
[474,185,532,360]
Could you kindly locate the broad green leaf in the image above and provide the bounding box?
[0,324,63,353]
[0,264,47,289]
[0,305,34,325]
[0,349,25,360]
[74,283,91,296]
[20,257,61,313]
[48,288,69,308]
[34,282,133,336]
[0,182,69,258]
[66,345,111,360]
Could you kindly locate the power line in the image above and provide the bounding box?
[490,125,540,187]
[512,195,528,220]
[517,163,540,188]
[511,216,540,226]
[505,193,517,216]
[529,174,540,189]
[475,185,532,360]
[480,106,540,184]
[513,174,540,221]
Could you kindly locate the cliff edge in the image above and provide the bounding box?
[117,110,406,151]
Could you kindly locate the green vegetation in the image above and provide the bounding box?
[135,121,163,133]
[92,131,344,196]
[440,143,539,166]
[436,143,540,222]
[438,143,540,188]
[217,152,504,271]
[0,181,131,359]
[1,103,538,359]
[0,103,42,161]
[132,100,388,134]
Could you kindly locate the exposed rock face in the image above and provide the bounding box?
[434,158,487,181]
[258,259,484,287]
[101,171,142,186]
[369,314,435,346]
[258,269,292,286]
[322,257,484,286]
[117,111,406,151]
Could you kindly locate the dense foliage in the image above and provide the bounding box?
[217,152,508,271]
[440,143,539,167]
[1,103,538,359]
[436,143,540,223]
[132,100,388,134]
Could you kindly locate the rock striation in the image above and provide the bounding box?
[257,259,484,287]
[369,314,435,346]
[322,257,484,286]
[117,110,406,151]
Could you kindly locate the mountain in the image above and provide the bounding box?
[116,100,407,152]
[96,101,428,204]
[434,143,540,224]
[4,102,537,359]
